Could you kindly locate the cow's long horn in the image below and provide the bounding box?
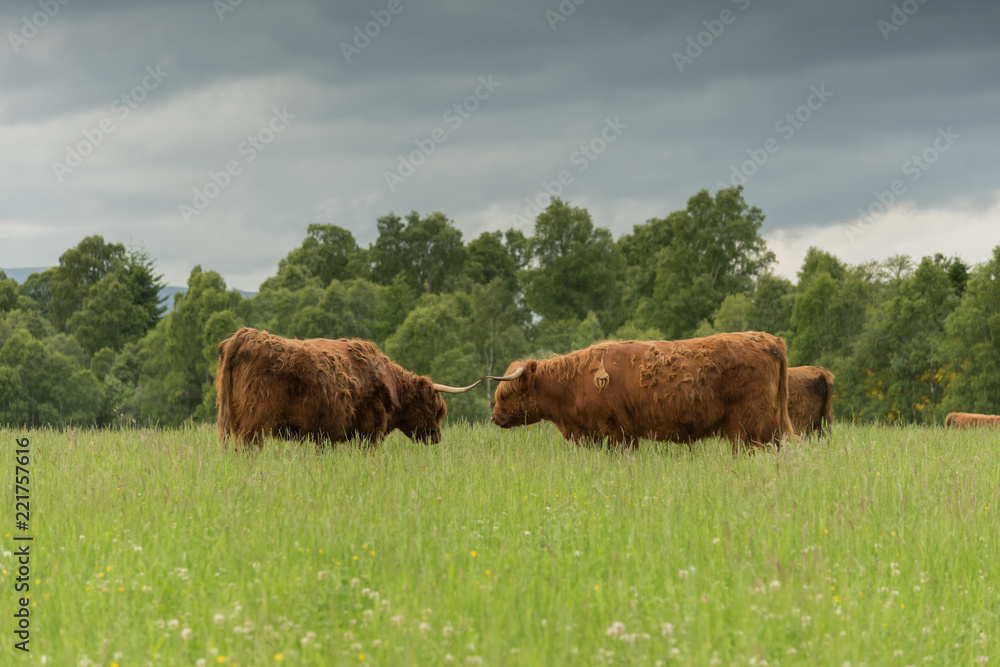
[432,380,482,394]
[487,366,524,382]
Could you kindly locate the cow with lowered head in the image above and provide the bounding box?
[489,332,793,454]
[216,327,479,450]
[787,365,835,438]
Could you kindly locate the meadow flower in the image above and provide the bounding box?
[443,624,454,637]
[168,619,180,630]
[196,660,206,667]
[769,580,781,589]
[661,622,674,636]
[444,655,455,662]
[391,615,404,627]
[678,569,689,579]
[181,628,193,640]
[419,622,430,634]
[606,621,625,637]
[214,614,225,624]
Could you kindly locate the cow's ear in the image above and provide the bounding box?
[524,360,538,378]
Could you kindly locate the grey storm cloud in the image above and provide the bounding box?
[1,0,998,289]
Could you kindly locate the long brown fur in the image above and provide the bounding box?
[215,328,448,451]
[491,332,793,454]
[787,366,835,437]
[945,412,1000,428]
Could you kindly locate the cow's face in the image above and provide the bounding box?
[400,380,448,444]
[491,361,540,428]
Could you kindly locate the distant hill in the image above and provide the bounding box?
[2,267,256,311]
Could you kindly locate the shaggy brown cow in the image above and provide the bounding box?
[787,366,835,437]
[945,412,1000,429]
[216,327,479,450]
[488,332,793,454]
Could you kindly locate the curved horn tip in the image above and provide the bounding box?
[432,379,482,394]
[486,366,525,382]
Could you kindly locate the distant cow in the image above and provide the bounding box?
[945,412,1000,429]
[488,332,793,454]
[787,366,835,437]
[216,328,478,450]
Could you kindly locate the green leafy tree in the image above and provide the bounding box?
[118,247,167,330]
[520,199,624,326]
[384,293,485,422]
[693,293,751,338]
[572,311,605,350]
[746,273,794,335]
[940,246,1000,414]
[48,236,127,329]
[932,253,969,296]
[789,258,881,367]
[18,268,55,313]
[464,231,521,292]
[0,271,19,313]
[842,257,958,423]
[372,276,417,346]
[0,309,57,349]
[0,329,103,426]
[467,279,529,407]
[266,224,367,289]
[371,211,466,294]
[636,187,775,339]
[161,267,244,424]
[618,214,675,322]
[66,274,149,354]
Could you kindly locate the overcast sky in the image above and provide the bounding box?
[2,0,998,291]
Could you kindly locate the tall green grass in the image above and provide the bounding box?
[2,422,998,665]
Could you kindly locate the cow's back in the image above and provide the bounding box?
[532,333,790,450]
[946,412,1000,428]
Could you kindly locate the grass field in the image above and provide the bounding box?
[2,422,998,666]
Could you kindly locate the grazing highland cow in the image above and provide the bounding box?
[945,412,1000,429]
[787,366,835,437]
[216,328,478,450]
[489,332,793,454]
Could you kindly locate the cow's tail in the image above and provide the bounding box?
[821,372,835,438]
[215,330,243,450]
[776,338,795,444]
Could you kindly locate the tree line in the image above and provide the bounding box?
[2,186,998,428]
